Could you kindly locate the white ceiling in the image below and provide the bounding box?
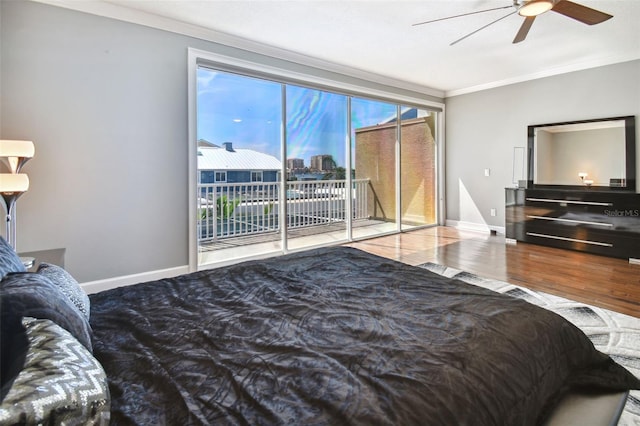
[49,0,640,96]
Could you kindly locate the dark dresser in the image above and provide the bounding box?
[506,187,640,261]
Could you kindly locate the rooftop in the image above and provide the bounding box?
[198,142,281,171]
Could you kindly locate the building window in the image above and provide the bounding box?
[215,171,227,182]
[251,171,263,182]
[200,171,215,184]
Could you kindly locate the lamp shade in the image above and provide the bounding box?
[0,140,35,158]
[518,0,554,17]
[0,173,29,193]
[0,140,35,173]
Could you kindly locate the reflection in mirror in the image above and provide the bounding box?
[534,120,625,187]
[512,147,525,184]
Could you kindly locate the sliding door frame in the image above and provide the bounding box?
[188,47,445,272]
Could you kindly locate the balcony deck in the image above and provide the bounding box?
[198,219,401,267]
[196,179,427,267]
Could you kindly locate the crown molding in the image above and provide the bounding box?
[445,54,640,97]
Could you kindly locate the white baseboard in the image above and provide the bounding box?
[446,220,505,235]
[81,223,511,294]
[82,242,347,294]
[490,225,506,235]
[81,265,190,294]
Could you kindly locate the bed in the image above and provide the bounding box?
[1,239,639,425]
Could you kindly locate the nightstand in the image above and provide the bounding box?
[18,248,65,272]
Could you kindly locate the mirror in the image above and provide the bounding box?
[527,116,636,191]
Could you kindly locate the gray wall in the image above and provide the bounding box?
[2,1,191,282]
[445,59,640,230]
[1,1,442,282]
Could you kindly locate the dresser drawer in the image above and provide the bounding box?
[506,188,640,260]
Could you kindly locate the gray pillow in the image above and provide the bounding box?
[37,263,90,320]
[0,236,26,279]
[0,273,93,352]
[0,318,110,425]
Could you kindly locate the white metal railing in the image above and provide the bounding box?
[197,178,370,242]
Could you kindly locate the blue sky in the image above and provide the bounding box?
[197,68,397,168]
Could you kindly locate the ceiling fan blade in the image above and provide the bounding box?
[551,0,613,25]
[450,10,518,46]
[513,16,536,43]
[413,5,513,26]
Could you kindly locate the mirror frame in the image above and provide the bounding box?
[527,116,636,192]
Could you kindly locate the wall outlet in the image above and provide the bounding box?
[484,168,491,177]
[490,208,497,217]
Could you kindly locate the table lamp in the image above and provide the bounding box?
[0,140,34,249]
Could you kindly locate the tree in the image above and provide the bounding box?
[216,195,241,219]
[198,195,241,221]
[322,166,346,180]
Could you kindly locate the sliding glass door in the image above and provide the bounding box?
[285,85,348,251]
[351,98,399,239]
[194,64,439,268]
[196,69,283,266]
[400,107,437,229]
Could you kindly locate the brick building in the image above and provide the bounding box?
[355,113,436,225]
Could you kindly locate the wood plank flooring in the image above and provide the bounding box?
[346,226,640,318]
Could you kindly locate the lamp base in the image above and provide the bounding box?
[2,193,20,249]
[20,256,35,269]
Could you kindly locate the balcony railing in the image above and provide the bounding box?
[197,179,370,242]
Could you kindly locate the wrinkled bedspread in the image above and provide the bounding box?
[89,247,639,425]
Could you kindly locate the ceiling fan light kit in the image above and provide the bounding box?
[518,0,555,17]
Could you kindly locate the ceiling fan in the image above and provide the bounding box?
[413,0,613,45]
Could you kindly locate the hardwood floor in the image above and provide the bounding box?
[346,226,640,318]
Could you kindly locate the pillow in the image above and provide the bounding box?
[37,263,90,320]
[0,273,92,352]
[0,318,110,425]
[0,236,26,279]
[0,310,28,402]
